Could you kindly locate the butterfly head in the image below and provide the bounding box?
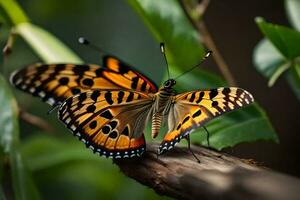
[163,79,176,89]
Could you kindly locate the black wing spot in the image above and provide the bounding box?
[117,91,125,103]
[91,90,100,101]
[118,62,130,74]
[78,93,87,102]
[82,78,94,87]
[109,131,118,139]
[192,109,202,118]
[59,77,69,85]
[209,89,218,99]
[126,92,134,102]
[102,125,110,134]
[108,120,118,130]
[54,64,66,72]
[86,104,96,112]
[189,93,196,102]
[121,126,129,136]
[100,110,113,119]
[212,101,218,107]
[73,65,90,75]
[141,81,147,91]
[89,120,97,129]
[176,123,182,130]
[71,88,81,95]
[105,91,114,105]
[95,68,104,76]
[182,116,190,124]
[131,77,139,89]
[196,91,205,103]
[222,88,231,95]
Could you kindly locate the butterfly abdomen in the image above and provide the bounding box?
[151,113,163,138]
[151,88,174,138]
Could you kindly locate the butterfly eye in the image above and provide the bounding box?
[164,79,176,88]
[164,80,171,88]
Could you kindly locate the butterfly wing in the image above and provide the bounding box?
[103,56,157,93]
[10,61,157,106]
[59,90,153,158]
[159,87,254,154]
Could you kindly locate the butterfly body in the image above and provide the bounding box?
[151,79,176,138]
[11,56,254,159]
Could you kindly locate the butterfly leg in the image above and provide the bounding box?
[47,102,61,115]
[202,126,210,148]
[185,135,201,163]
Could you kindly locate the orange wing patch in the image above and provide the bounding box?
[103,56,158,93]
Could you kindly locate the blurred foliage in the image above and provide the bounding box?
[253,0,300,100]
[0,0,279,199]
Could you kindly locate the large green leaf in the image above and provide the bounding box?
[255,17,300,59]
[254,39,300,99]
[16,23,83,64]
[0,75,40,200]
[285,0,300,31]
[253,39,285,78]
[254,18,300,99]
[0,75,18,153]
[287,62,300,99]
[190,104,279,150]
[0,0,29,25]
[128,0,205,68]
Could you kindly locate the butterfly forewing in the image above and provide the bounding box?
[10,60,158,106]
[159,87,254,154]
[59,90,153,158]
[103,56,157,93]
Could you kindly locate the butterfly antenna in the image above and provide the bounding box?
[78,37,111,56]
[174,50,212,80]
[160,43,170,79]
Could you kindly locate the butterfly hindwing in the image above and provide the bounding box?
[10,61,157,106]
[59,90,153,158]
[159,87,254,154]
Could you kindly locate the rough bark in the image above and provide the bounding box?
[115,143,300,200]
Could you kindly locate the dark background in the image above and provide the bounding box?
[13,0,300,178]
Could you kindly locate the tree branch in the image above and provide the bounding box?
[115,143,300,200]
[179,0,237,86]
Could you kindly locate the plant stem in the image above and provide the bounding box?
[179,0,237,86]
[268,61,291,87]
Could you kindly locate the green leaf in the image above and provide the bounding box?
[21,135,101,171]
[253,39,300,99]
[255,17,300,59]
[287,62,300,99]
[10,150,40,200]
[285,0,300,31]
[127,0,205,68]
[0,0,29,25]
[0,75,19,153]
[253,39,285,78]
[191,104,279,150]
[15,23,83,64]
[0,75,40,200]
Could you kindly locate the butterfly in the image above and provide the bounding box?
[10,43,254,159]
